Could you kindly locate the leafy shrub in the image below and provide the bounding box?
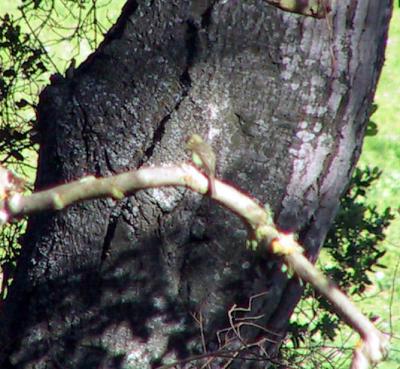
[285,166,394,368]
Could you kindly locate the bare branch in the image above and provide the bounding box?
[0,163,390,368]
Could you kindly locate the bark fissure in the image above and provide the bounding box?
[101,213,120,263]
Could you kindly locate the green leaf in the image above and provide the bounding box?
[365,120,378,136]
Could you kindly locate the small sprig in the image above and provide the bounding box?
[186,134,216,195]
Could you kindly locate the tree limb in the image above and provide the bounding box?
[0,163,389,368]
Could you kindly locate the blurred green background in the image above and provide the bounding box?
[359,6,400,368]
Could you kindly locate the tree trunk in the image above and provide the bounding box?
[0,1,392,368]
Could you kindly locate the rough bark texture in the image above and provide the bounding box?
[0,1,392,368]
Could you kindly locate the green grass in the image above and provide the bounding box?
[359,6,400,369]
[362,6,400,203]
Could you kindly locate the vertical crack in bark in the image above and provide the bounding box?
[70,90,92,169]
[140,13,204,164]
[185,19,199,73]
[178,20,197,95]
[141,113,170,163]
[101,212,119,263]
[200,2,215,28]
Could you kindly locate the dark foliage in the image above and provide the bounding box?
[286,165,394,366]
[0,13,45,165]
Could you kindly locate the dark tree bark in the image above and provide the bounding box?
[0,1,392,368]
